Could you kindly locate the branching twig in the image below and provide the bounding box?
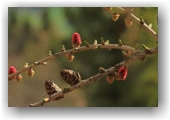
[29,47,157,107]
[9,8,158,107]
[29,61,124,107]
[118,7,158,42]
[8,43,136,79]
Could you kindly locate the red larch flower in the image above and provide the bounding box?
[116,66,128,80]
[8,66,17,80]
[8,66,17,75]
[72,32,82,48]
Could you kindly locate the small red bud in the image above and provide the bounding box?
[8,66,17,80]
[72,32,82,48]
[8,66,17,75]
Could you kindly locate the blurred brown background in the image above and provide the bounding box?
[8,7,158,107]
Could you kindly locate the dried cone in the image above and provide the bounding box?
[27,67,35,77]
[66,53,75,62]
[106,73,115,84]
[45,80,63,100]
[112,12,120,22]
[45,80,62,96]
[61,69,81,86]
[124,16,133,27]
[72,32,82,48]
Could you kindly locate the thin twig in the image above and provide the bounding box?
[9,8,158,107]
[29,62,123,107]
[8,43,136,79]
[29,47,157,107]
[118,7,158,42]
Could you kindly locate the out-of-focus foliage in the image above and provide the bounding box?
[8,7,158,107]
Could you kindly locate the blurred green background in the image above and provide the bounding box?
[8,7,158,107]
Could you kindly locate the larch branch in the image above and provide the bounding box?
[29,47,157,107]
[8,43,136,79]
[118,7,158,42]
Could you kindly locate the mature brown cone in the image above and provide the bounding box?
[60,69,81,86]
[45,80,62,97]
